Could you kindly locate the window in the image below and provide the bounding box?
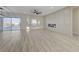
[31,19,37,25]
[12,18,20,30]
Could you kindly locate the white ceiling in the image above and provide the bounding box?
[4,6,66,16]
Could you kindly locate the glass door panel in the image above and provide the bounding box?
[3,18,12,31]
[0,18,3,31]
[12,18,20,31]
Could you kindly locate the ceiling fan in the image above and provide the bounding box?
[33,9,42,15]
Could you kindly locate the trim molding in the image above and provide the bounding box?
[73,32,79,35]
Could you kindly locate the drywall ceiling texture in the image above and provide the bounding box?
[45,7,73,36]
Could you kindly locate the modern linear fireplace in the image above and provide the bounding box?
[48,24,56,28]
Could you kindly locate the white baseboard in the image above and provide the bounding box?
[31,27,43,29]
[73,32,79,35]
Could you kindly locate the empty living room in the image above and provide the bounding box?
[0,6,79,52]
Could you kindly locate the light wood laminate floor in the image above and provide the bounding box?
[0,29,79,52]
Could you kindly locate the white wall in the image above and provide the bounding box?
[73,7,79,35]
[45,7,73,36]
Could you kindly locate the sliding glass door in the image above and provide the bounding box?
[3,17,20,31]
[3,18,12,31]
